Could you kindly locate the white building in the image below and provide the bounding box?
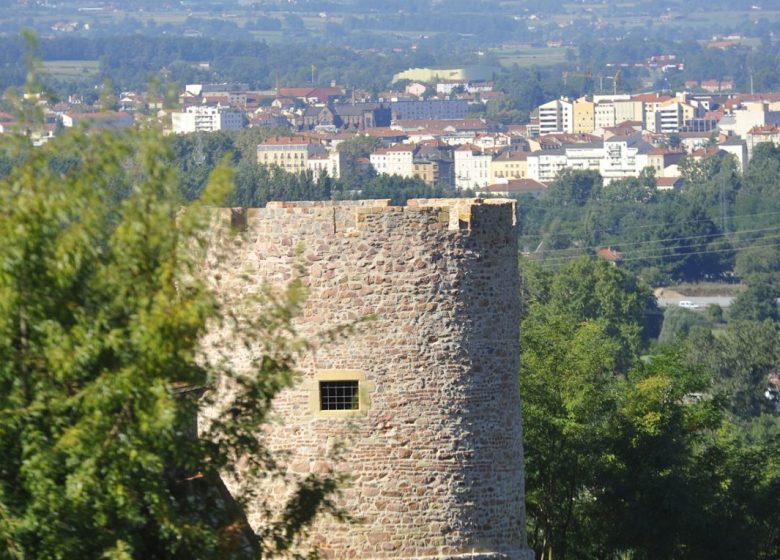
[370,144,415,178]
[537,98,573,135]
[719,104,780,138]
[171,105,245,134]
[527,149,568,183]
[719,136,748,172]
[564,142,604,173]
[599,134,652,183]
[652,102,685,134]
[594,103,616,130]
[454,144,492,190]
[307,150,345,181]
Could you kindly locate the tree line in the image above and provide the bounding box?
[521,257,780,560]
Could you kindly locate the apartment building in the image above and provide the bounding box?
[370,143,453,187]
[390,99,469,121]
[171,105,244,134]
[454,144,492,190]
[599,134,652,183]
[719,103,780,138]
[646,147,686,176]
[572,97,595,133]
[527,149,568,183]
[593,95,643,129]
[307,150,345,181]
[564,142,604,173]
[719,136,748,172]
[257,136,329,175]
[537,98,573,135]
[490,150,528,182]
[369,144,416,178]
[745,124,780,160]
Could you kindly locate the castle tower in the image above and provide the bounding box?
[204,199,534,559]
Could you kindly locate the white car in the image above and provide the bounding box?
[678,300,699,309]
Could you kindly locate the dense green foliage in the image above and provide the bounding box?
[521,258,780,560]
[0,126,343,559]
[519,147,780,292]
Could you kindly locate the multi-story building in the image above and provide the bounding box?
[527,149,568,183]
[599,133,652,183]
[572,97,595,133]
[594,102,617,130]
[413,160,441,186]
[454,144,492,190]
[719,103,780,138]
[537,98,573,135]
[257,135,329,175]
[651,101,685,134]
[745,124,780,160]
[718,136,748,172]
[370,143,454,188]
[370,144,416,178]
[307,150,345,181]
[633,93,673,130]
[646,147,686,176]
[490,150,528,182]
[390,99,469,121]
[593,95,643,128]
[563,142,604,173]
[171,105,244,134]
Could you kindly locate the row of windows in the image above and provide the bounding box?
[260,152,308,160]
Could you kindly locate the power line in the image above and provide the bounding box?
[518,208,780,241]
[529,238,780,267]
[526,224,780,257]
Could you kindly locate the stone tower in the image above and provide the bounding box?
[203,199,534,560]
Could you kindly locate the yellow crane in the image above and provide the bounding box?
[597,70,622,94]
[562,70,593,87]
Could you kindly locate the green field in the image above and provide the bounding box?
[493,46,568,68]
[43,60,100,81]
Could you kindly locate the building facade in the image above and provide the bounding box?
[257,136,329,175]
[454,144,492,190]
[171,105,244,134]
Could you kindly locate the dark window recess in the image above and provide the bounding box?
[319,380,359,410]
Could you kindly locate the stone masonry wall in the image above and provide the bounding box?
[202,199,534,560]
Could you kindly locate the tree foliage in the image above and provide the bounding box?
[0,125,341,559]
[520,258,780,560]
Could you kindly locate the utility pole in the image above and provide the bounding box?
[720,171,728,232]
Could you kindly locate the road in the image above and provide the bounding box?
[657,296,735,308]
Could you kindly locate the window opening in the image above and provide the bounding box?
[319,380,359,411]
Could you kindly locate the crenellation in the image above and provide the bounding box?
[202,198,534,560]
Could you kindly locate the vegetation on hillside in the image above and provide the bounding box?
[521,258,780,560]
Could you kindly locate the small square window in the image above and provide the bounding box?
[319,380,359,411]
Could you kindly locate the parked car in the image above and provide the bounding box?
[678,300,699,309]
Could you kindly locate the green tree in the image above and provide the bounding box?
[729,284,780,322]
[521,258,657,558]
[547,169,602,207]
[519,260,780,560]
[0,126,341,559]
[658,305,708,345]
[99,77,119,111]
[685,321,780,420]
[735,245,780,287]
[336,134,383,191]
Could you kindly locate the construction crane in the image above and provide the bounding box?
[562,70,593,87]
[599,70,622,94]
